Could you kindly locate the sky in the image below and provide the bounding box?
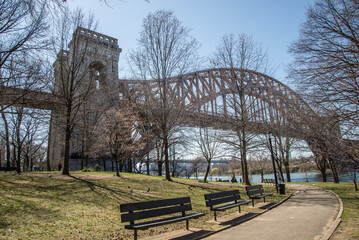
[67,0,315,87]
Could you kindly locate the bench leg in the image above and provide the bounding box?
[134,230,137,240]
[186,220,189,230]
[252,199,254,207]
[214,211,217,221]
[238,206,241,213]
[263,197,266,203]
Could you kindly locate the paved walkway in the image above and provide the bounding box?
[202,184,340,240]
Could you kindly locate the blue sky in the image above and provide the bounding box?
[68,0,314,85]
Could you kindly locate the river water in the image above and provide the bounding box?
[192,172,356,183]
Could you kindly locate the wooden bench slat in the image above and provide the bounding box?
[121,203,192,222]
[212,201,250,211]
[124,212,204,230]
[204,190,239,200]
[246,185,263,190]
[120,197,190,212]
[247,189,263,195]
[251,193,273,199]
[206,195,241,207]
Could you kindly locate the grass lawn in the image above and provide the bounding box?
[0,172,283,240]
[296,182,359,240]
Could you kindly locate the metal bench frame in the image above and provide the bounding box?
[245,185,273,207]
[120,197,204,240]
[204,190,250,221]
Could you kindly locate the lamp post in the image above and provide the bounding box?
[267,131,279,193]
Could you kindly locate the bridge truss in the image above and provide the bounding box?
[119,68,315,138]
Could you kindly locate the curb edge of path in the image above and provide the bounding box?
[319,189,344,240]
[195,192,294,240]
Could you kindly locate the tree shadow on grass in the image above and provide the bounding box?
[172,179,244,193]
[68,175,152,203]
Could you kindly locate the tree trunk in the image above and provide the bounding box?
[277,161,284,182]
[284,143,291,182]
[146,152,150,175]
[320,168,327,182]
[204,162,211,183]
[157,144,163,176]
[103,158,106,171]
[1,108,11,168]
[284,163,291,182]
[354,170,358,191]
[164,132,171,181]
[127,153,132,173]
[15,108,23,174]
[81,156,84,170]
[62,113,72,175]
[46,115,53,171]
[327,156,339,183]
[241,141,250,185]
[115,155,120,177]
[158,160,163,176]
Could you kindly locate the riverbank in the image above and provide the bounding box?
[192,171,356,183]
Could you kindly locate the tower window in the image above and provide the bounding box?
[96,80,100,90]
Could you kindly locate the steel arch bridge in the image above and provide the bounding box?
[119,68,314,138]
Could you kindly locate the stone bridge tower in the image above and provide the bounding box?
[48,27,122,170]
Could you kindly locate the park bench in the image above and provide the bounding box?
[120,197,204,240]
[204,190,250,221]
[0,167,17,172]
[245,185,273,207]
[263,178,275,185]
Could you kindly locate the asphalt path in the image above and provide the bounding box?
[202,184,340,240]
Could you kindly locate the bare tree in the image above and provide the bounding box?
[128,10,200,181]
[271,134,296,182]
[51,8,101,175]
[192,127,224,183]
[187,157,206,179]
[0,1,50,169]
[0,0,48,71]
[249,155,271,183]
[91,103,144,176]
[211,33,274,185]
[289,0,359,182]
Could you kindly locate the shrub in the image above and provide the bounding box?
[94,164,101,172]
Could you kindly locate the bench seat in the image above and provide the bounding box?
[125,212,204,230]
[204,190,250,221]
[211,201,249,211]
[250,193,273,199]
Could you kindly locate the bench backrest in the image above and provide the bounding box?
[246,185,264,197]
[204,190,241,208]
[120,197,192,224]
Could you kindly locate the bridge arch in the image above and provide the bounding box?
[128,68,315,138]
